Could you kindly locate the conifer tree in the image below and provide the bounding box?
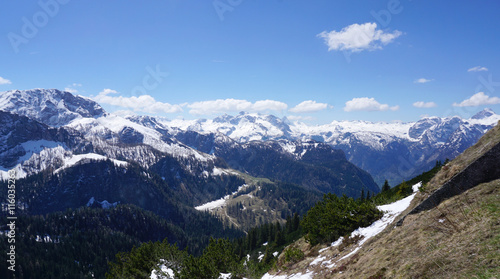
[382,180,391,192]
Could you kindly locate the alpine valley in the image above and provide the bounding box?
[0,89,499,278]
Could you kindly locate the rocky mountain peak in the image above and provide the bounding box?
[0,88,105,127]
[471,108,495,119]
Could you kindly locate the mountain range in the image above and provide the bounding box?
[0,88,499,278]
[159,107,499,186]
[0,89,381,229]
[1,89,499,189]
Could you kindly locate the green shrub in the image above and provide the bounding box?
[281,247,305,266]
[301,194,382,246]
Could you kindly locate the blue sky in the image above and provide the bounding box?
[1,0,500,124]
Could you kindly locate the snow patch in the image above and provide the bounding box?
[309,256,325,266]
[35,234,59,243]
[195,196,228,212]
[258,253,265,262]
[18,140,64,162]
[261,271,314,279]
[337,183,419,261]
[195,184,249,211]
[55,153,128,173]
[86,197,119,209]
[150,260,175,279]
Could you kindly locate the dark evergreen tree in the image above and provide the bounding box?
[382,180,391,192]
[292,213,300,232]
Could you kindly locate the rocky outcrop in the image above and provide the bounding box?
[397,139,500,225]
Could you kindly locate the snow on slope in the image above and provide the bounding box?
[195,184,249,211]
[261,183,421,279]
[150,261,245,279]
[68,114,212,162]
[164,110,499,149]
[86,197,119,209]
[468,113,500,127]
[55,153,128,173]
[150,260,175,279]
[0,143,128,180]
[0,143,69,180]
[261,272,315,279]
[164,113,290,142]
[165,113,414,143]
[17,140,66,162]
[291,120,414,140]
[332,182,420,264]
[194,196,228,212]
[0,89,105,127]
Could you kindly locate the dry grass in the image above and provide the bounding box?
[266,179,499,279]
[271,238,314,275]
[330,178,500,279]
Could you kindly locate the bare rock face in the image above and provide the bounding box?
[409,141,500,215]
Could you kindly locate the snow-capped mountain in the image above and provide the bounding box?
[160,109,500,186]
[0,89,223,179]
[172,131,380,196]
[2,89,498,189]
[166,112,293,142]
[0,110,96,179]
[0,89,105,127]
[0,89,383,209]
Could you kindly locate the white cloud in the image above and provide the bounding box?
[468,66,488,72]
[188,99,287,115]
[453,92,500,107]
[64,88,78,93]
[253,100,288,111]
[289,100,329,113]
[344,97,399,112]
[287,115,315,121]
[94,89,183,113]
[0,77,12,85]
[414,78,433,84]
[111,110,137,117]
[64,83,82,93]
[413,101,437,108]
[317,22,402,52]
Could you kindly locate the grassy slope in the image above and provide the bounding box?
[202,171,286,231]
[266,121,500,278]
[333,179,499,279]
[207,171,321,232]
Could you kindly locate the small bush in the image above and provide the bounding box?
[279,247,304,267]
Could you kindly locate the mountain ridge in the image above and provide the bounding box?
[2,88,499,188]
[0,89,382,200]
[159,108,500,186]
